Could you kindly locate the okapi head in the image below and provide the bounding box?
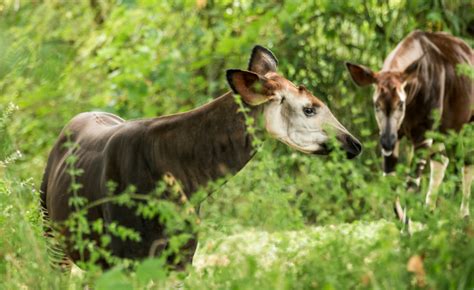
[345,58,420,156]
[227,46,362,159]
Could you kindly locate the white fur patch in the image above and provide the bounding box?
[425,156,449,209]
[263,89,351,154]
[397,87,407,102]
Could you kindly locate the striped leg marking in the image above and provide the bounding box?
[394,196,412,234]
[425,155,449,210]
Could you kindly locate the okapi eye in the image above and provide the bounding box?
[398,102,404,110]
[280,96,285,104]
[303,107,316,117]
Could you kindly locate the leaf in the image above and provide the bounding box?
[95,267,133,290]
[196,0,207,9]
[407,255,426,288]
[135,258,167,286]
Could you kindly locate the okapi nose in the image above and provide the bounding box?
[341,134,362,159]
[380,133,396,151]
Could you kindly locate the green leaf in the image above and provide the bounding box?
[135,258,167,286]
[95,267,133,290]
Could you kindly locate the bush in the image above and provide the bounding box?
[0,0,473,289]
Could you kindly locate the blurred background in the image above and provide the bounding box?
[0,0,472,179]
[0,0,473,289]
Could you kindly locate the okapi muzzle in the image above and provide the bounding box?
[308,108,362,159]
[380,130,397,154]
[337,133,363,159]
[380,128,398,174]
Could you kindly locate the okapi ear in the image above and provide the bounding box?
[345,62,376,87]
[248,45,278,75]
[226,69,273,106]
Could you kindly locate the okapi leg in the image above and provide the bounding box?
[407,139,432,191]
[394,196,412,234]
[385,141,404,222]
[425,154,449,210]
[393,140,428,229]
[394,196,404,222]
[460,165,473,217]
[407,159,427,192]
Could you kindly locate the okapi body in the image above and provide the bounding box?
[346,30,473,219]
[41,46,362,267]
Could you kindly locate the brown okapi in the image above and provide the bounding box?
[346,30,473,220]
[41,45,362,268]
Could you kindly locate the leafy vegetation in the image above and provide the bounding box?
[0,0,473,289]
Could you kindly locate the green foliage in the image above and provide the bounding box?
[190,220,402,289]
[0,0,473,289]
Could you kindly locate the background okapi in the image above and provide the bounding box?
[346,30,473,220]
[40,46,361,268]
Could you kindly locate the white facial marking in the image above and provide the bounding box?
[263,88,350,154]
[373,86,407,143]
[398,85,407,102]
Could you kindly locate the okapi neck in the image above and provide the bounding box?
[146,92,261,196]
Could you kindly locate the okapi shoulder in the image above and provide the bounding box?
[101,121,155,193]
[103,121,149,154]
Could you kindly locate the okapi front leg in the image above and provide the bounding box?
[460,165,473,217]
[407,139,433,191]
[385,140,410,226]
[393,141,427,226]
[407,159,427,192]
[425,153,449,210]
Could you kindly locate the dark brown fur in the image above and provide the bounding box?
[40,92,257,266]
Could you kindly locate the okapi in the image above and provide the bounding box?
[345,30,473,220]
[41,45,362,268]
